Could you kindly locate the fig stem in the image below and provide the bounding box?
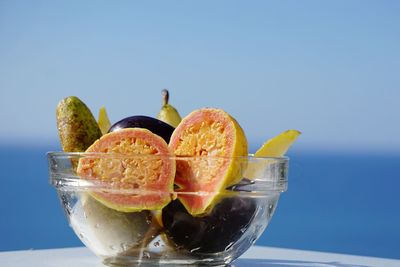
[162,89,169,105]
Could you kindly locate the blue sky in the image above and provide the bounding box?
[0,1,399,152]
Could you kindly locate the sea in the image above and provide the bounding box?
[0,144,399,260]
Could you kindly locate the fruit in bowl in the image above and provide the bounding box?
[48,90,300,266]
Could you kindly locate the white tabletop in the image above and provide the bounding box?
[0,246,399,267]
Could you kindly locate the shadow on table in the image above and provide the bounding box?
[233,259,371,267]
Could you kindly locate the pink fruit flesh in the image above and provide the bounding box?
[77,128,175,212]
[169,108,248,215]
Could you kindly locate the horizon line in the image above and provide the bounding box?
[0,139,399,155]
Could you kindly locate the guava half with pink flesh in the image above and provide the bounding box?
[169,108,248,215]
[77,128,176,212]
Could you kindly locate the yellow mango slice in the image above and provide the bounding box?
[98,106,111,135]
[255,130,301,157]
[244,130,301,179]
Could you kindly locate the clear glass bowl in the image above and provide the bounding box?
[47,152,288,266]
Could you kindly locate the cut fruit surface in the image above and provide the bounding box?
[77,128,175,212]
[169,108,248,215]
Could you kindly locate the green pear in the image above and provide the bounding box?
[56,96,102,152]
[157,89,182,128]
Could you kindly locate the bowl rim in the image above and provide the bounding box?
[46,151,289,160]
[47,151,289,194]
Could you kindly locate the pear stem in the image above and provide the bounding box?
[161,89,169,105]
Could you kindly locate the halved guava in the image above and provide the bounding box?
[169,108,248,215]
[77,128,175,212]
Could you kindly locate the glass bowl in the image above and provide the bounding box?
[47,152,288,266]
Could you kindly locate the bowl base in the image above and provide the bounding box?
[102,251,235,266]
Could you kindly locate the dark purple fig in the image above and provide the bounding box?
[162,197,257,254]
[109,115,175,143]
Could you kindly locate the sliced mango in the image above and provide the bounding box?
[244,130,301,179]
[255,130,301,157]
[98,106,111,135]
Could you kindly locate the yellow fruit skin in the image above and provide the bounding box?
[157,89,182,127]
[255,130,301,157]
[98,106,111,135]
[157,104,182,128]
[169,108,248,216]
[244,130,301,179]
[224,114,248,187]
